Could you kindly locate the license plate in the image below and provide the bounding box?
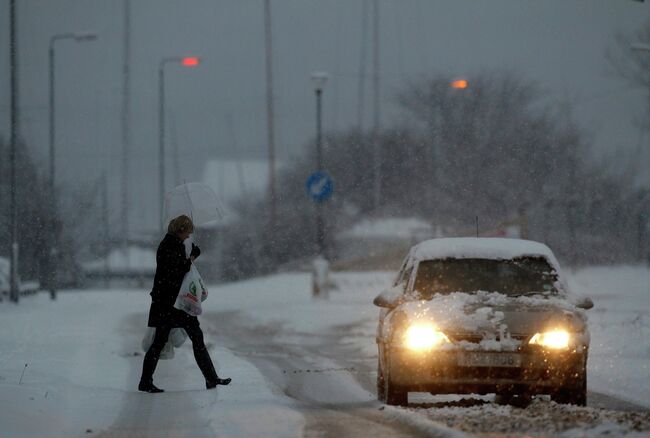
[457,352,522,368]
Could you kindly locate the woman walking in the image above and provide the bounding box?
[139,215,231,393]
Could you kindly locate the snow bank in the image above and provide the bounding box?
[420,397,650,437]
[568,266,650,408]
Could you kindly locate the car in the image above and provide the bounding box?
[374,237,593,406]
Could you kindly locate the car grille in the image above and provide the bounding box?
[449,333,529,343]
[432,365,545,381]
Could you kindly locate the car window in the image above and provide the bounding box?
[413,257,558,298]
[399,266,413,291]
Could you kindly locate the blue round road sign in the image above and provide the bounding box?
[305,171,334,203]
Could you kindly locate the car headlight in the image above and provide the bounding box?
[529,330,570,349]
[404,324,450,350]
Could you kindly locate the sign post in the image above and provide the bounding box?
[306,171,334,298]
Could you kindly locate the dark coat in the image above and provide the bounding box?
[147,233,196,327]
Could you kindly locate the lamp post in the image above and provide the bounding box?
[310,72,329,256]
[263,0,277,233]
[630,43,650,265]
[48,32,97,300]
[9,0,18,303]
[158,56,200,232]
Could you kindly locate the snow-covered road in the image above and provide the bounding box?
[0,266,649,437]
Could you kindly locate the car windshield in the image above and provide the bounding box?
[413,257,558,298]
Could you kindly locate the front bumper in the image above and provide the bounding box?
[387,347,587,395]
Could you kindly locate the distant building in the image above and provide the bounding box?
[81,246,156,288]
[333,217,434,271]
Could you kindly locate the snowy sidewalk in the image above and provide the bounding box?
[0,291,303,437]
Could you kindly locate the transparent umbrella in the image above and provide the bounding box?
[163,182,224,227]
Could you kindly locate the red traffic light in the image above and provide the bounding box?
[451,79,468,89]
[182,57,200,67]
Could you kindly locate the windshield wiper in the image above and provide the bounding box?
[511,291,551,297]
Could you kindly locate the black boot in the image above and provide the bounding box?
[138,381,164,393]
[206,377,232,389]
[194,344,222,387]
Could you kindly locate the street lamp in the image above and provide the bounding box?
[451,79,469,89]
[48,31,97,300]
[158,56,200,232]
[310,72,329,256]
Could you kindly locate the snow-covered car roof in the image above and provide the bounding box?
[408,238,560,271]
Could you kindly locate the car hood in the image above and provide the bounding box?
[389,291,588,348]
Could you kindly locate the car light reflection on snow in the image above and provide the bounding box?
[404,324,450,350]
[528,330,570,349]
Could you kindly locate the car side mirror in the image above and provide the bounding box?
[373,286,404,309]
[575,296,594,310]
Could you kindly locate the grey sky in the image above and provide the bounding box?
[0,0,649,235]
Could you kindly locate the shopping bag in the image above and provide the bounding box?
[141,327,155,352]
[141,327,176,360]
[159,341,175,360]
[174,264,208,316]
[169,328,188,347]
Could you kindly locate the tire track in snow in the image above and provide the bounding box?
[204,310,459,438]
[205,308,650,437]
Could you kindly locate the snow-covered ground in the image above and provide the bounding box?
[0,291,303,437]
[0,265,648,437]
[567,266,650,407]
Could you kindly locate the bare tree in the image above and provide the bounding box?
[607,19,650,89]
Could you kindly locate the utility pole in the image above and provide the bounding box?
[264,0,277,233]
[158,63,166,233]
[371,0,381,211]
[158,57,200,232]
[170,112,181,186]
[357,0,368,131]
[101,173,110,288]
[9,0,19,303]
[48,32,97,300]
[48,36,57,300]
[310,72,329,257]
[316,87,325,255]
[121,0,131,253]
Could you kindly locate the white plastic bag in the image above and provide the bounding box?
[141,327,183,360]
[174,264,208,316]
[141,327,156,352]
[169,328,188,347]
[159,341,175,360]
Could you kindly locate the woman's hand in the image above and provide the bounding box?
[190,243,201,260]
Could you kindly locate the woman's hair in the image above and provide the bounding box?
[168,215,194,235]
